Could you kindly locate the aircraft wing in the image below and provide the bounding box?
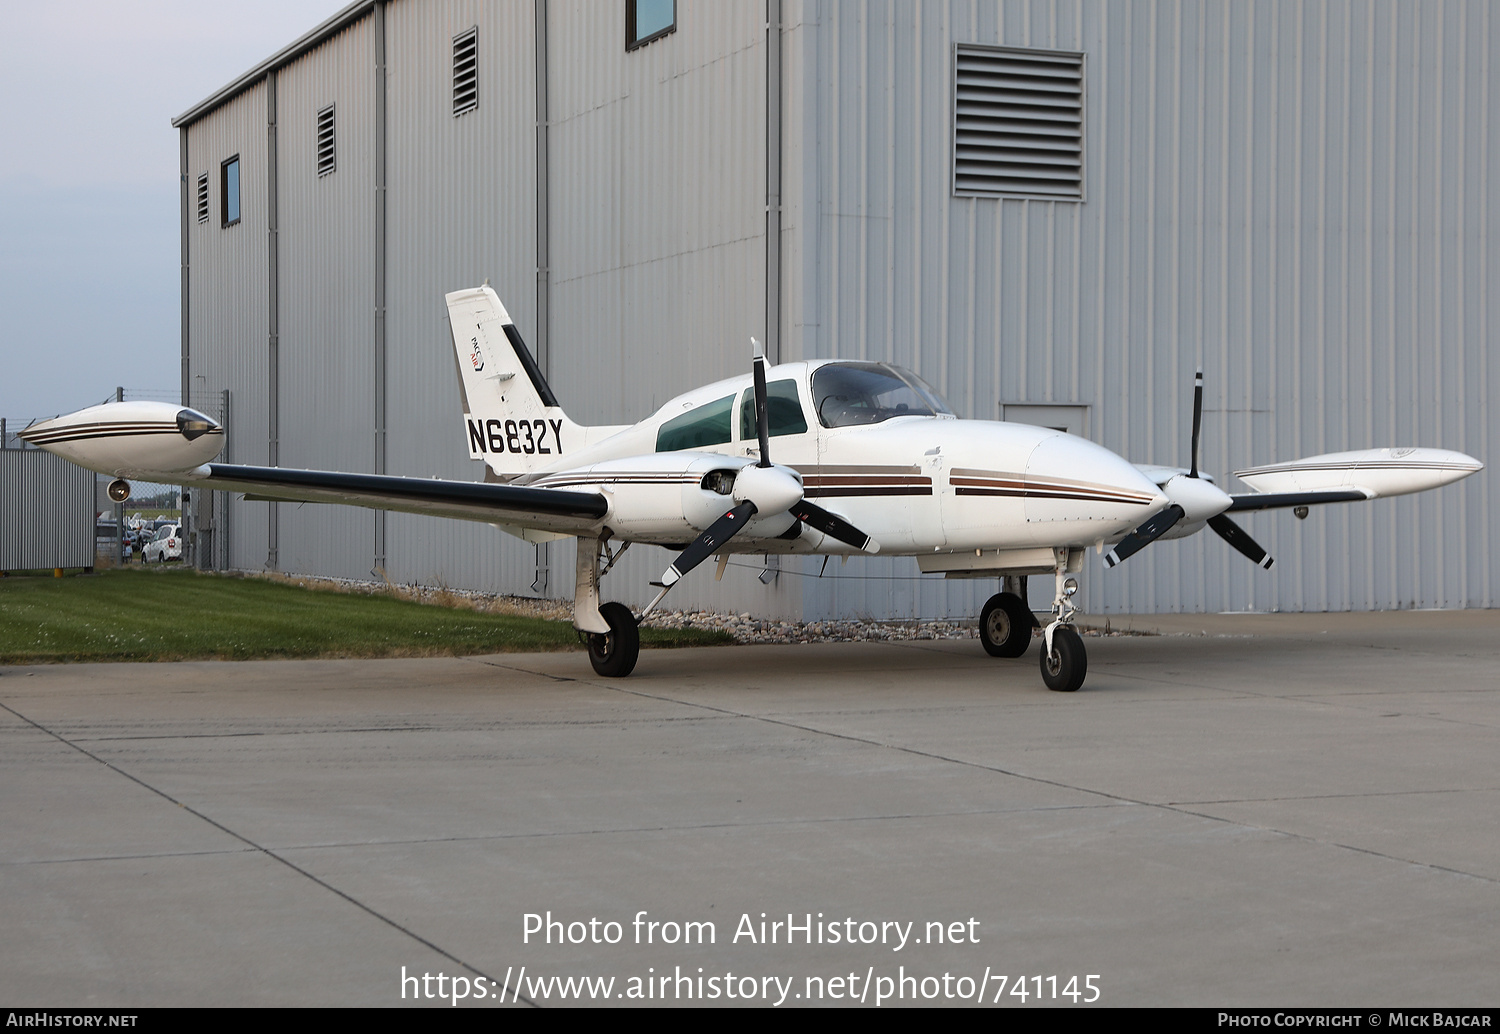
[1228,448,1482,511]
[1226,489,1369,512]
[193,462,608,534]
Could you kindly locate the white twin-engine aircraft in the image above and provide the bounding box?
[22,286,1482,691]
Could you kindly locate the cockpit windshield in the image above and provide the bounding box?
[810,363,955,428]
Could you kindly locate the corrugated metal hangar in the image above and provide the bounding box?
[173,0,1495,619]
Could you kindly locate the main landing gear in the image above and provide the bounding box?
[980,579,1034,658]
[575,534,642,678]
[588,601,640,678]
[980,558,1088,692]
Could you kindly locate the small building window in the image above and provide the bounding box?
[196,173,209,223]
[316,104,336,176]
[220,155,241,227]
[953,45,1084,200]
[452,28,478,116]
[626,0,675,51]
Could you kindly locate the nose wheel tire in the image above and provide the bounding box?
[980,592,1034,657]
[588,601,641,678]
[1040,625,1087,692]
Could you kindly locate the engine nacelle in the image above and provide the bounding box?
[559,453,798,544]
[17,401,225,477]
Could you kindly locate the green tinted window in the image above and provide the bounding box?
[656,394,735,451]
[739,379,809,441]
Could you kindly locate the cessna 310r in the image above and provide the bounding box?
[21,286,1482,692]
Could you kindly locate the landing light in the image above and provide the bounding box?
[1063,577,1078,597]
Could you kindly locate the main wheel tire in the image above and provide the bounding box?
[588,601,640,678]
[980,592,1034,657]
[1039,625,1088,692]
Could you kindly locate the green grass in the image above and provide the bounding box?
[0,568,731,664]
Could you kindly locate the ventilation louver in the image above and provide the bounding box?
[954,46,1084,200]
[453,28,478,116]
[196,173,209,223]
[316,105,336,176]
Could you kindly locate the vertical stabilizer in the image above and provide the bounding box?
[446,286,587,478]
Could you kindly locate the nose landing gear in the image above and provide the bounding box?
[1039,550,1087,692]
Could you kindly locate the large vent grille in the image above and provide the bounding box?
[196,173,209,223]
[316,104,336,176]
[954,46,1084,200]
[452,28,478,116]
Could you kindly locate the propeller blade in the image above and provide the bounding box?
[1103,504,1186,568]
[1207,513,1274,570]
[789,499,880,553]
[752,349,772,468]
[659,500,759,586]
[1190,367,1203,479]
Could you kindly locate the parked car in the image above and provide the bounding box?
[142,525,183,563]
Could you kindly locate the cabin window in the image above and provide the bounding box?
[656,394,734,451]
[738,379,808,441]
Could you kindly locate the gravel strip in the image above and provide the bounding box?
[248,572,1142,644]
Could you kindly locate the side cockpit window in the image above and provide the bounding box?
[656,394,735,451]
[811,363,954,428]
[738,379,808,441]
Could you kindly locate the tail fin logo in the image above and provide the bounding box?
[469,337,484,372]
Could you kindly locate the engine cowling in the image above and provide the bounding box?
[563,453,798,544]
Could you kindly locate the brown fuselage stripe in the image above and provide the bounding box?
[955,487,1151,504]
[953,472,1155,506]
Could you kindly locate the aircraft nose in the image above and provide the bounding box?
[1023,434,1165,527]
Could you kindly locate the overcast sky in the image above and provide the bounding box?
[0,0,351,421]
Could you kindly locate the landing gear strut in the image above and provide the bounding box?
[575,534,641,678]
[1039,550,1087,692]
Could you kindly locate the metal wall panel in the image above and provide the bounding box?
[782,0,1495,617]
[539,0,799,618]
[185,81,271,573]
[548,0,767,420]
[0,448,94,571]
[380,0,548,591]
[275,18,379,581]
